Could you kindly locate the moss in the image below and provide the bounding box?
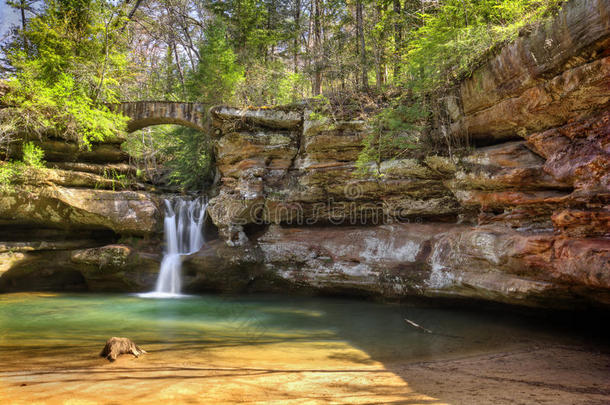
[379,159,432,179]
[424,156,458,175]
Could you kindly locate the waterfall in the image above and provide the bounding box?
[140,197,207,298]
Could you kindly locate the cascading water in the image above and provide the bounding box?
[140,197,207,298]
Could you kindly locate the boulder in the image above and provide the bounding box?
[71,244,159,292]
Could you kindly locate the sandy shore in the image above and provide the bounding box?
[395,345,610,405]
[1,342,608,404]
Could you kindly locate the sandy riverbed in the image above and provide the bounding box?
[1,341,609,404]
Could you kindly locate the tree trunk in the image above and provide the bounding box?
[356,0,369,90]
[173,42,186,99]
[19,0,26,31]
[312,0,322,96]
[294,0,301,73]
[374,0,387,89]
[393,0,402,80]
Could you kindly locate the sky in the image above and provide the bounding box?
[0,0,19,41]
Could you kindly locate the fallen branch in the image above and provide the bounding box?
[404,318,464,339]
[404,318,433,334]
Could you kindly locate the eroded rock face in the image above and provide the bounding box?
[71,244,159,291]
[0,132,163,292]
[456,0,610,142]
[0,186,160,235]
[525,110,610,191]
[202,119,609,306]
[258,224,444,297]
[201,0,610,308]
[462,55,610,142]
[177,223,609,307]
[0,250,88,292]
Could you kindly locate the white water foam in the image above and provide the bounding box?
[139,197,207,299]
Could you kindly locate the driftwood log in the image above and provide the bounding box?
[100,337,147,362]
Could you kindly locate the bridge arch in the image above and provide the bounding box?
[111,101,207,133]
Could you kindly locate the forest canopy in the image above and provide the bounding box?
[2,0,564,104]
[0,0,564,189]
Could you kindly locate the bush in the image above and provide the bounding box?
[2,68,128,149]
[0,162,18,192]
[356,101,428,175]
[1,0,131,148]
[22,142,45,167]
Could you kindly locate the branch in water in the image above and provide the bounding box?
[404,318,433,334]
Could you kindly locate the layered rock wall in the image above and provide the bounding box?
[0,131,162,291]
[196,0,610,307]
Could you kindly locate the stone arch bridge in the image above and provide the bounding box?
[110,101,207,132]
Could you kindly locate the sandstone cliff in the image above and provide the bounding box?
[0,0,608,308]
[193,0,609,307]
[0,129,163,291]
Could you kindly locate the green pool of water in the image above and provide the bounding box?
[0,293,588,367]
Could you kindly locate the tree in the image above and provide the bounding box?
[186,18,243,105]
[1,0,131,147]
[355,0,368,90]
[311,0,323,95]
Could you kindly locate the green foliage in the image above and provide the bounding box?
[165,127,214,191]
[0,162,19,192]
[356,101,428,175]
[126,0,564,106]
[401,0,563,93]
[3,73,128,148]
[207,0,282,65]
[274,72,308,105]
[235,62,308,105]
[0,157,30,192]
[307,94,334,121]
[0,140,45,191]
[100,168,129,191]
[186,19,244,104]
[122,125,214,191]
[1,0,131,148]
[22,141,45,167]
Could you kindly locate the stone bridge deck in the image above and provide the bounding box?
[110,101,207,132]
